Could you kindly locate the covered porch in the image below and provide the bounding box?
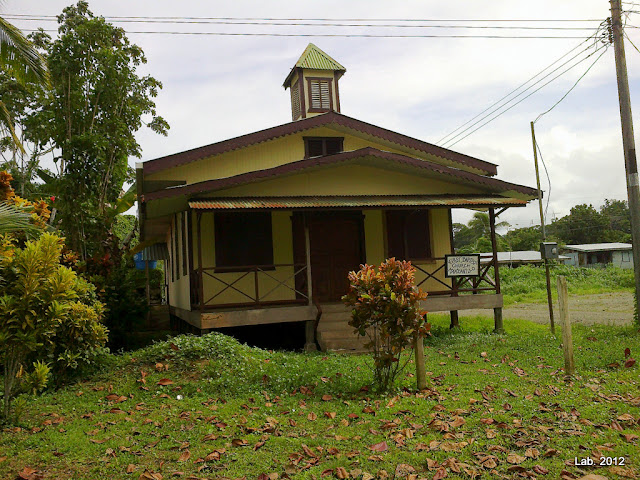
[165,194,524,350]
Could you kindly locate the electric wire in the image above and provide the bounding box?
[2,13,608,22]
[534,44,610,123]
[441,42,610,148]
[437,33,600,146]
[17,28,592,39]
[2,16,603,30]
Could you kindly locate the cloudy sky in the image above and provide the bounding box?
[5,0,640,231]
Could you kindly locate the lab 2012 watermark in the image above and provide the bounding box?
[574,456,627,466]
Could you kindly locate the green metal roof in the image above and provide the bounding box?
[283,44,346,87]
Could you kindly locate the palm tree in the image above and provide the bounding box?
[0,10,50,151]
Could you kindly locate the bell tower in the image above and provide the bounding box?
[283,44,346,121]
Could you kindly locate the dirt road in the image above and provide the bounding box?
[459,291,635,326]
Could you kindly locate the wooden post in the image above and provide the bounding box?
[611,0,640,324]
[531,121,556,334]
[448,209,460,328]
[557,275,575,377]
[304,219,316,351]
[489,208,504,333]
[414,330,427,391]
[197,211,204,312]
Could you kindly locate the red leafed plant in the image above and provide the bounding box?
[342,258,429,392]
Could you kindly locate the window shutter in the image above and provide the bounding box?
[310,81,322,109]
[320,81,330,109]
[291,80,301,119]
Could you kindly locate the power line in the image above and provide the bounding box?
[3,13,608,22]
[3,16,603,30]
[441,41,610,148]
[437,34,600,146]
[18,28,592,39]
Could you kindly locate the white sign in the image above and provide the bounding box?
[445,254,480,277]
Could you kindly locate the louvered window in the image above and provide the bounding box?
[307,78,332,112]
[304,137,344,158]
[291,79,301,120]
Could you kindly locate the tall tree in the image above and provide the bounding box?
[548,204,608,245]
[26,1,168,258]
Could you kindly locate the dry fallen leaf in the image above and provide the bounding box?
[369,441,389,452]
[177,450,190,462]
[126,464,137,474]
[157,378,174,386]
[507,453,526,464]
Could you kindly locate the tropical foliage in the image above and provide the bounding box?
[0,233,107,420]
[343,258,429,392]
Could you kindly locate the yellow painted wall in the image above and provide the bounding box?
[167,214,192,311]
[213,164,484,197]
[146,129,442,186]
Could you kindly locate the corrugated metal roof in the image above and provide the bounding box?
[296,43,346,71]
[563,243,632,252]
[189,195,527,210]
[283,44,346,87]
[137,242,169,261]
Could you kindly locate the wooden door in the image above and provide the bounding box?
[308,213,364,302]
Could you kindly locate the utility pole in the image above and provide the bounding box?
[531,121,555,334]
[610,0,640,322]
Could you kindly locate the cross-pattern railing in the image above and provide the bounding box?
[414,256,498,296]
[191,263,310,310]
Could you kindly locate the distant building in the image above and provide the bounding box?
[562,243,633,269]
[480,250,570,267]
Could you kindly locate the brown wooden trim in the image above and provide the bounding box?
[489,208,501,294]
[298,68,307,119]
[420,294,503,312]
[145,147,536,201]
[197,211,203,312]
[306,76,334,113]
[201,304,316,329]
[181,211,188,276]
[447,209,455,254]
[334,71,341,113]
[187,210,194,302]
[142,111,498,176]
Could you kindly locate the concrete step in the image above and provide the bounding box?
[317,332,370,352]
[319,303,351,314]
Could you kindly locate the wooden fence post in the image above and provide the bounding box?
[415,326,427,390]
[557,275,575,376]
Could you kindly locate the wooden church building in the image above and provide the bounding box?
[137,44,537,351]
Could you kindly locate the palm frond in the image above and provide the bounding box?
[0,16,50,87]
[0,201,39,236]
[0,99,26,154]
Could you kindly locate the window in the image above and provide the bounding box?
[304,137,344,158]
[307,78,332,112]
[291,79,301,120]
[386,210,432,261]
[214,212,274,269]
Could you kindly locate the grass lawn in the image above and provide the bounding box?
[1,315,639,480]
[500,265,635,305]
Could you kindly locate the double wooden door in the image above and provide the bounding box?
[292,212,364,303]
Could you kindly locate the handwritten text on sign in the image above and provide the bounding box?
[445,254,480,277]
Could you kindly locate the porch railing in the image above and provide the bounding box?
[414,256,498,296]
[191,263,310,310]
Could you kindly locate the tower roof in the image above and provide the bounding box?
[283,43,346,88]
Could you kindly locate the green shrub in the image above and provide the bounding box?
[342,258,429,392]
[0,233,107,420]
